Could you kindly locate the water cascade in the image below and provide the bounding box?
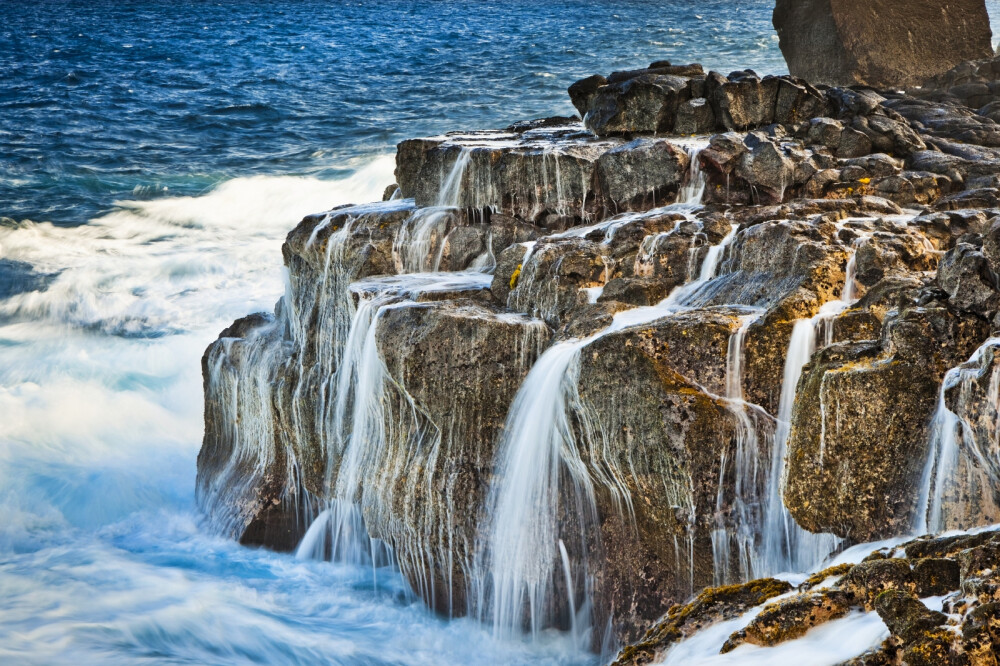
[758,240,865,573]
[394,148,473,273]
[914,337,1000,534]
[475,147,748,642]
[711,308,773,585]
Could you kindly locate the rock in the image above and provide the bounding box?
[936,242,1000,317]
[808,118,844,149]
[722,590,851,651]
[774,77,830,125]
[962,602,1000,665]
[783,316,986,542]
[838,128,874,158]
[395,129,615,224]
[675,97,716,135]
[396,127,705,225]
[841,559,916,608]
[503,238,610,327]
[367,300,551,612]
[773,0,994,88]
[598,277,669,306]
[612,578,792,665]
[594,139,689,213]
[713,75,779,131]
[874,589,948,642]
[569,74,607,118]
[936,188,1000,211]
[584,73,691,135]
[913,558,962,597]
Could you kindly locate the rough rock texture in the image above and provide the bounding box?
[617,529,1000,664]
[721,589,851,651]
[772,0,994,88]
[201,55,1000,650]
[611,578,792,665]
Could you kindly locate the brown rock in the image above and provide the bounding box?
[773,0,994,88]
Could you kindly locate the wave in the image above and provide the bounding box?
[0,155,396,335]
[0,155,397,535]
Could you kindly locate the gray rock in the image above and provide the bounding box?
[675,97,716,135]
[773,0,994,87]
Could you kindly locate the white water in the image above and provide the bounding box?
[658,608,888,666]
[914,337,1000,534]
[477,148,746,645]
[395,148,474,273]
[711,309,770,585]
[758,247,864,574]
[0,155,590,664]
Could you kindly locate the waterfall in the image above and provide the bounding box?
[760,318,842,573]
[199,312,292,539]
[476,147,732,641]
[914,337,1000,534]
[677,144,707,205]
[758,246,863,573]
[711,309,771,585]
[395,148,472,273]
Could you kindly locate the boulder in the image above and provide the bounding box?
[722,589,851,651]
[773,0,994,88]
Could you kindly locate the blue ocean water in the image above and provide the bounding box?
[0,2,995,664]
[2,0,786,226]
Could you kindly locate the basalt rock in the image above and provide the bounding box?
[773,0,994,88]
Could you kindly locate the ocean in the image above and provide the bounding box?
[0,1,993,663]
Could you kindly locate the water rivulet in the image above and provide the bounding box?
[201,60,1000,657]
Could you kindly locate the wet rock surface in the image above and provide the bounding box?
[201,53,1000,654]
[616,528,1000,664]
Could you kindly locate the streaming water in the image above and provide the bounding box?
[475,148,745,647]
[9,0,991,662]
[914,337,1000,535]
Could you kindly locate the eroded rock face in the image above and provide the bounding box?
[784,307,991,542]
[773,0,994,88]
[202,54,1000,651]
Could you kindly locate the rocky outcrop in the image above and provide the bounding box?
[200,54,1000,652]
[773,0,994,88]
[616,528,1000,665]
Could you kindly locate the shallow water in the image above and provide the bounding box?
[1,1,999,663]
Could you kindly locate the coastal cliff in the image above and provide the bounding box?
[197,56,1000,660]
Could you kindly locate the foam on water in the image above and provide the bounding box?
[0,155,592,663]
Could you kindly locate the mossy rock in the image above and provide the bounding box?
[874,589,947,643]
[611,577,792,665]
[802,562,855,590]
[842,558,916,608]
[913,558,961,597]
[961,602,1000,666]
[722,589,851,651]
